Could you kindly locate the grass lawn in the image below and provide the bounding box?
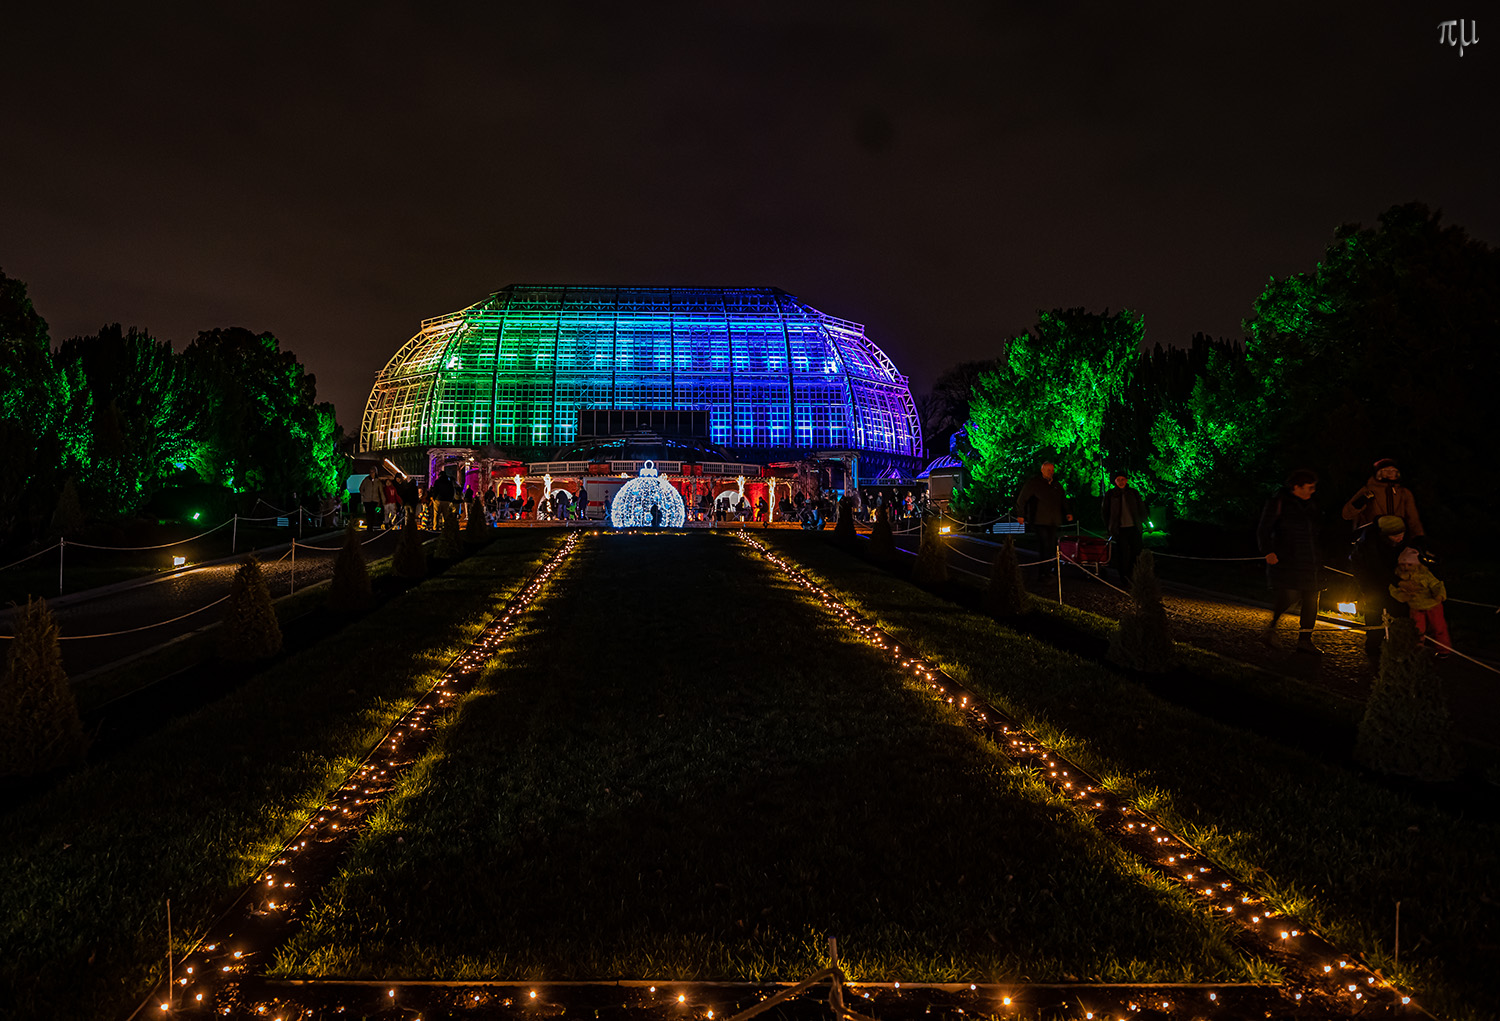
[761,531,1500,1021]
[0,531,561,1020]
[274,532,1251,985]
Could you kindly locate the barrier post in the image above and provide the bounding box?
[290,541,296,596]
[232,513,238,554]
[1056,549,1062,604]
[58,537,65,596]
[298,506,304,539]
[166,899,173,1009]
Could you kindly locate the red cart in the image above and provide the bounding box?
[1058,534,1111,574]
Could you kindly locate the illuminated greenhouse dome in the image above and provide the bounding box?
[361,286,923,469]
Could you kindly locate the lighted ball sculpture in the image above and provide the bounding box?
[610,461,686,529]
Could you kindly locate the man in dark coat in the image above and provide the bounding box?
[1351,514,1412,657]
[1257,468,1324,655]
[1101,470,1147,586]
[1015,461,1073,576]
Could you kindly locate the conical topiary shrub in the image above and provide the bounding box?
[221,557,282,662]
[868,504,895,562]
[0,598,85,777]
[50,478,85,538]
[984,536,1030,617]
[464,498,487,544]
[392,510,427,580]
[911,513,949,587]
[831,495,856,547]
[1356,617,1458,781]
[326,521,372,611]
[1107,550,1172,671]
[434,501,463,559]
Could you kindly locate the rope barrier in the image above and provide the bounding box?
[292,528,395,552]
[0,544,58,571]
[1424,636,1500,674]
[941,509,1007,527]
[1151,550,1266,562]
[1059,551,1134,598]
[0,594,233,641]
[64,518,234,551]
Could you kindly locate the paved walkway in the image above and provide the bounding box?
[0,528,403,678]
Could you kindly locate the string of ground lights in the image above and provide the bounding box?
[134,532,581,1020]
[736,533,1419,1020]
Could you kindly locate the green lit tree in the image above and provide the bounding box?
[55,324,201,516]
[0,598,86,777]
[1242,203,1500,533]
[958,308,1142,517]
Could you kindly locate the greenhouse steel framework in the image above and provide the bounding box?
[360,286,923,471]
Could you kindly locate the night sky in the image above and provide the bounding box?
[3,2,1493,436]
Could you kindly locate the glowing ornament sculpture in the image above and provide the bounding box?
[610,461,685,529]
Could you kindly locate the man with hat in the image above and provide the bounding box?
[1343,458,1424,542]
[1350,513,1413,657]
[1101,469,1147,586]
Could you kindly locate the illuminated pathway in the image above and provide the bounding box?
[141,531,1416,1021]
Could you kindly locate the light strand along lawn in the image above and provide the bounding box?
[274,531,1250,984]
[0,532,562,1021]
[758,531,1500,1021]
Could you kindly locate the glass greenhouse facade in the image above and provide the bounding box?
[360,286,923,464]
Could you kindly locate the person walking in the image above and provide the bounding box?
[1351,515,1413,657]
[1342,458,1425,542]
[1101,470,1147,586]
[1015,461,1073,576]
[1257,469,1325,655]
[1390,547,1453,657]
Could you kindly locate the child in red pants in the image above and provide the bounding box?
[1390,547,1453,657]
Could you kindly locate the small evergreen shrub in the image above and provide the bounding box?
[831,496,856,547]
[326,521,372,611]
[221,557,282,662]
[434,501,464,559]
[50,478,84,538]
[1356,617,1458,781]
[464,499,487,544]
[392,511,427,579]
[984,536,1031,617]
[911,514,949,586]
[868,504,895,562]
[0,598,85,777]
[1107,550,1172,672]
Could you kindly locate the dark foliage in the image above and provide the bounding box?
[221,557,282,662]
[1107,550,1173,671]
[392,512,428,579]
[984,536,1031,617]
[327,522,372,611]
[1356,617,1458,781]
[911,513,949,586]
[0,598,85,777]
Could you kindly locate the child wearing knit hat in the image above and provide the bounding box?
[1390,547,1453,657]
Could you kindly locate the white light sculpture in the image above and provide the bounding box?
[610,461,686,529]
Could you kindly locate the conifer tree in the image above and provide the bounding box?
[1356,617,1457,781]
[392,509,427,579]
[984,535,1031,617]
[49,477,84,538]
[464,498,487,544]
[326,520,371,611]
[0,598,85,777]
[868,503,895,562]
[1107,550,1172,671]
[221,557,282,661]
[831,495,856,547]
[912,513,949,586]
[434,500,464,559]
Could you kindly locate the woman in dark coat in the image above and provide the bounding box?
[1257,468,1324,654]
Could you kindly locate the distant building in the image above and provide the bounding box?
[359,286,923,510]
